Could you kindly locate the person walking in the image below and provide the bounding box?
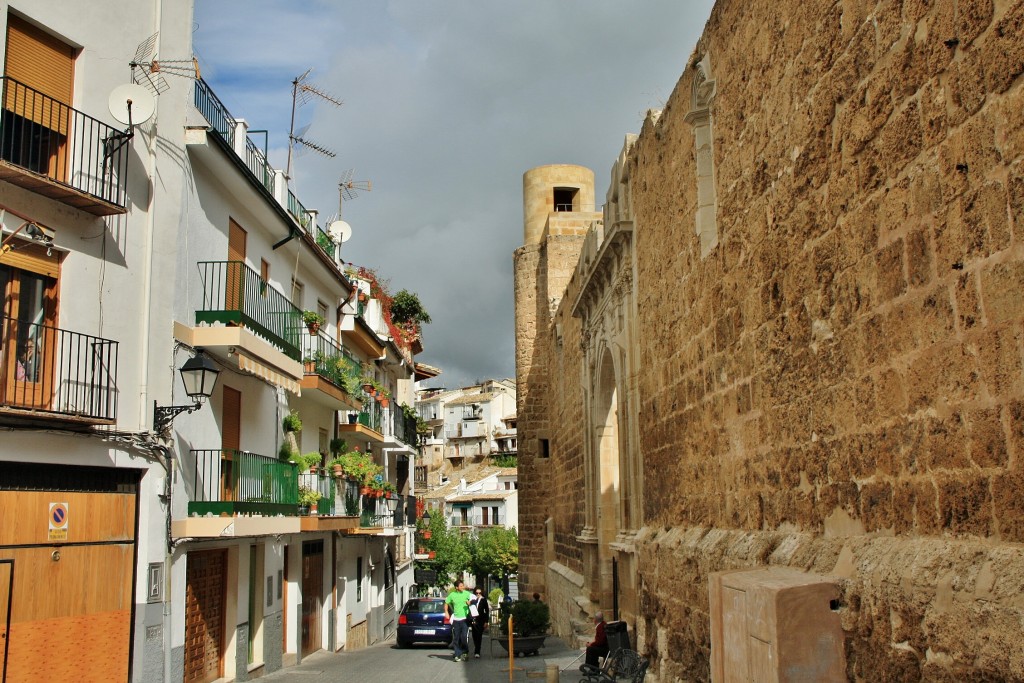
[469,587,490,658]
[444,579,473,662]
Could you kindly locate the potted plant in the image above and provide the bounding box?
[279,443,298,462]
[282,411,302,433]
[378,387,392,409]
[496,600,551,656]
[328,455,346,478]
[293,452,322,473]
[298,485,321,516]
[329,437,347,456]
[302,310,325,335]
[344,490,360,516]
[361,376,375,395]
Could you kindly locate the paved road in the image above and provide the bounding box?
[260,633,589,682]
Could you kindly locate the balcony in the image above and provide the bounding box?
[0,77,129,215]
[383,404,418,450]
[195,260,301,360]
[186,449,298,518]
[299,331,362,410]
[339,397,385,442]
[194,78,274,196]
[0,315,118,426]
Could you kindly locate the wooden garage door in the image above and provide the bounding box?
[184,550,226,683]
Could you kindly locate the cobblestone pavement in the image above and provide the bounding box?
[259,633,588,682]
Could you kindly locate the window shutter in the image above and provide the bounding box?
[4,16,74,132]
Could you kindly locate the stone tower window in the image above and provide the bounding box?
[553,187,578,212]
[684,54,718,258]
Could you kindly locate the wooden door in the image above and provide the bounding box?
[300,541,323,656]
[220,386,240,502]
[0,560,10,682]
[226,219,246,312]
[0,261,58,410]
[184,550,226,683]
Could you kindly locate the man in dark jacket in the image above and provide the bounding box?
[469,587,491,658]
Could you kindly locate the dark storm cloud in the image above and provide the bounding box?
[194,0,715,388]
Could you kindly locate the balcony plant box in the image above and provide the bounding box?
[302,310,325,335]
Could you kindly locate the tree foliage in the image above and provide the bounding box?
[470,526,519,580]
[390,289,432,325]
[421,511,470,587]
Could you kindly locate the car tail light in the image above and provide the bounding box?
[398,614,408,625]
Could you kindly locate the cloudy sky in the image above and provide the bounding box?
[193,1,715,389]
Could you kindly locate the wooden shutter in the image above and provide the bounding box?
[227,219,247,262]
[4,16,74,132]
[221,386,241,452]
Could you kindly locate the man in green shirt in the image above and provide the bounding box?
[445,579,473,661]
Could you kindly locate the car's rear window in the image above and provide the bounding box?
[405,599,444,614]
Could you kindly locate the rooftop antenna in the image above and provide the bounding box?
[286,68,342,178]
[326,169,372,254]
[129,32,199,97]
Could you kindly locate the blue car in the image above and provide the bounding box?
[396,597,452,647]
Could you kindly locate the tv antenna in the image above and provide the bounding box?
[326,170,372,252]
[286,68,343,177]
[129,33,200,97]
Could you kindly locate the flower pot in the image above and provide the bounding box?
[307,322,321,335]
[309,502,319,516]
[348,414,359,424]
[427,551,435,559]
[332,465,344,478]
[304,361,316,373]
[422,530,432,539]
[361,486,372,496]
[494,634,548,657]
[379,397,390,408]
[362,383,374,393]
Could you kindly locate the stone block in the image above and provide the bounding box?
[709,567,845,683]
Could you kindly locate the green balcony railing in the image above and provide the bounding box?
[357,397,383,432]
[299,471,336,516]
[287,190,313,231]
[188,449,299,517]
[196,261,302,360]
[300,330,361,395]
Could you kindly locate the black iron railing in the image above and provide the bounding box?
[0,76,129,208]
[356,397,383,432]
[388,406,418,448]
[189,449,298,516]
[193,78,235,143]
[0,315,118,421]
[195,261,302,359]
[244,135,274,194]
[300,330,360,395]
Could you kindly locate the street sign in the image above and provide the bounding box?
[48,502,69,542]
[415,569,437,585]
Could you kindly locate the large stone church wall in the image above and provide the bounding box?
[518,0,1024,680]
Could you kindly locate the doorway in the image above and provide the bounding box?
[301,541,324,657]
[0,560,11,682]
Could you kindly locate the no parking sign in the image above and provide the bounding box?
[48,502,68,541]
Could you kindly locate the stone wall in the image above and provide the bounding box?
[516,0,1024,680]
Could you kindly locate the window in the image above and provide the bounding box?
[260,259,270,297]
[291,278,304,309]
[553,187,578,212]
[356,557,363,602]
[539,438,550,459]
[1,254,59,409]
[317,299,328,327]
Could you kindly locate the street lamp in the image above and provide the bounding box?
[422,508,432,524]
[385,494,400,514]
[153,353,221,433]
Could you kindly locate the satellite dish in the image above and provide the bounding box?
[108,83,155,126]
[328,220,353,243]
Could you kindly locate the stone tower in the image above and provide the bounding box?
[513,164,600,600]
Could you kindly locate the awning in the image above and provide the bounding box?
[236,352,301,396]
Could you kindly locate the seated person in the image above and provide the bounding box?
[585,611,609,667]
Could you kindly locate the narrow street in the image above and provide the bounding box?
[259,635,588,682]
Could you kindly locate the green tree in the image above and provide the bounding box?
[470,526,519,584]
[421,512,471,588]
[390,289,432,325]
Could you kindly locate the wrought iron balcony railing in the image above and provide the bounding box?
[300,330,360,395]
[385,404,418,448]
[0,76,129,211]
[189,449,298,516]
[355,397,383,432]
[194,78,274,195]
[0,315,118,422]
[196,260,302,360]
